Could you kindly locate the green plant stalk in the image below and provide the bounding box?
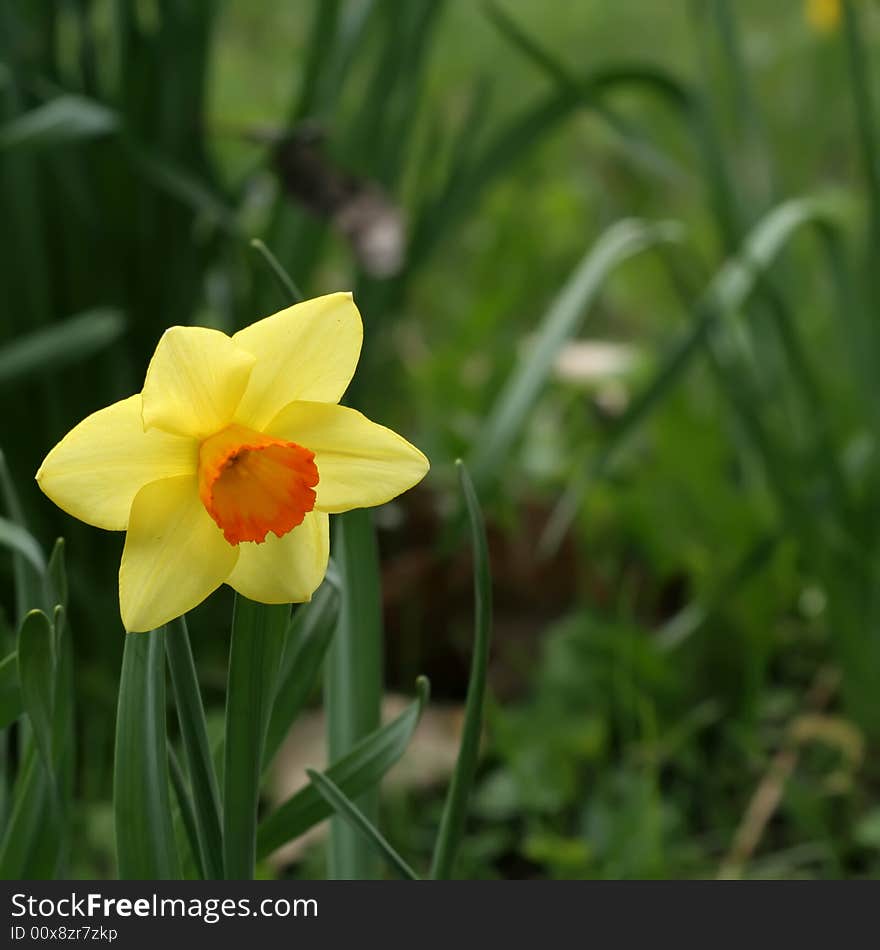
[223,597,288,879]
[325,508,383,879]
[430,462,492,879]
[166,616,223,879]
[114,630,180,879]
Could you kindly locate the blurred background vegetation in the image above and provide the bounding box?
[3,0,880,879]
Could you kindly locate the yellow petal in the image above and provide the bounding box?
[226,510,329,603]
[232,292,362,430]
[120,474,238,632]
[141,326,256,438]
[36,395,197,530]
[264,401,429,513]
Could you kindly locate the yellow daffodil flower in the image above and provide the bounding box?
[36,293,428,632]
[806,0,841,33]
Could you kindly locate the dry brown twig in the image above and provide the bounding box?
[717,666,863,879]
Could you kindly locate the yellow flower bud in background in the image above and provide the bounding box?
[806,0,842,33]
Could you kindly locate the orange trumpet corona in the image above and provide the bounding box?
[198,424,318,545]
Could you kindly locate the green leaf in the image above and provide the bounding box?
[263,577,340,770]
[2,600,70,877]
[168,747,206,880]
[132,147,240,236]
[258,676,429,860]
[431,462,492,879]
[305,768,419,880]
[0,94,118,151]
[223,598,288,880]
[17,610,55,773]
[0,650,21,729]
[0,309,126,387]
[0,517,45,576]
[166,616,223,879]
[325,508,384,879]
[114,630,181,879]
[0,449,45,620]
[468,218,683,489]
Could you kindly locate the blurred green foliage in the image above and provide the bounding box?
[2,0,880,878]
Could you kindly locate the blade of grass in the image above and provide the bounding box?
[430,461,492,879]
[0,308,125,387]
[468,218,683,490]
[484,0,685,186]
[325,508,383,879]
[0,650,21,728]
[409,64,694,270]
[223,597,288,879]
[306,768,419,880]
[258,677,429,860]
[0,93,118,150]
[165,615,223,879]
[114,629,180,879]
[0,517,45,575]
[702,0,775,205]
[250,238,303,306]
[655,531,781,651]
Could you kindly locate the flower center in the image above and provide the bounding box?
[198,424,318,545]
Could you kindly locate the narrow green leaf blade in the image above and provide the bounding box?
[305,768,419,880]
[0,309,126,387]
[263,578,340,770]
[0,94,118,151]
[250,238,304,306]
[166,616,223,879]
[17,610,54,773]
[430,463,492,879]
[46,539,67,614]
[168,748,207,880]
[114,630,181,879]
[223,598,288,879]
[0,650,21,728]
[0,518,45,578]
[258,677,429,860]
